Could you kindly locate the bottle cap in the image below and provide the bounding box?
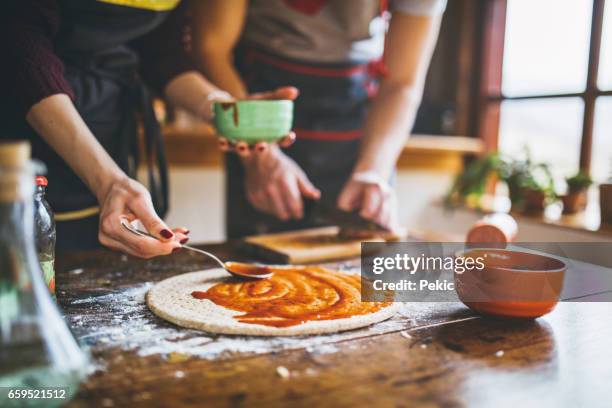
[35,176,48,186]
[0,141,32,202]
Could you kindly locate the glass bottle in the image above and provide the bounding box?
[34,176,56,296]
[0,142,89,407]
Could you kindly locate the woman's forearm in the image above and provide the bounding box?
[26,93,127,202]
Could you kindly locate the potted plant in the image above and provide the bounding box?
[444,152,501,208]
[498,157,555,213]
[514,163,556,214]
[446,151,556,214]
[561,171,593,214]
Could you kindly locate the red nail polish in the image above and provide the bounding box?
[172,247,181,253]
[180,238,189,244]
[280,135,295,148]
[184,229,191,235]
[160,229,174,239]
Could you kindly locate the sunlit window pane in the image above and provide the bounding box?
[598,0,612,90]
[499,98,584,178]
[502,0,592,97]
[592,97,612,182]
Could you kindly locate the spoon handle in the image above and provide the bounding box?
[120,220,226,269]
[181,244,226,269]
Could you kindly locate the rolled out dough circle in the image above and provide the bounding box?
[146,268,400,336]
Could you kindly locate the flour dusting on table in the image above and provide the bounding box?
[66,282,465,362]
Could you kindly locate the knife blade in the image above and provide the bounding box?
[304,198,395,239]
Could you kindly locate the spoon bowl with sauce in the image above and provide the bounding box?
[121,220,273,280]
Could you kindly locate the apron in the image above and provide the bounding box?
[5,0,173,251]
[225,46,382,239]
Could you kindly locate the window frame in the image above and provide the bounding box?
[477,0,609,173]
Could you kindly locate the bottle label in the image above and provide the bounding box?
[40,259,55,294]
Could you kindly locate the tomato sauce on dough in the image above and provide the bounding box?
[192,266,391,327]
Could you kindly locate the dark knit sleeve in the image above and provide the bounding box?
[129,0,196,94]
[2,0,75,116]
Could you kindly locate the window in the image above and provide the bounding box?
[502,0,592,97]
[598,0,612,89]
[499,98,584,178]
[479,0,611,179]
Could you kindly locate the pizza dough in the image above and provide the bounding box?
[147,267,399,336]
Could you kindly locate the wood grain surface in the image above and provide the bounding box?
[55,242,612,408]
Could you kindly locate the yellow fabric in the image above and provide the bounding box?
[55,206,100,222]
[97,0,180,11]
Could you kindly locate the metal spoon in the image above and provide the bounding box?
[120,220,273,280]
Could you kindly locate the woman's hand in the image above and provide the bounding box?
[97,177,189,258]
[217,86,300,156]
[242,145,320,220]
[337,172,403,234]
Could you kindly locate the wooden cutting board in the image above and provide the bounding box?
[241,226,388,264]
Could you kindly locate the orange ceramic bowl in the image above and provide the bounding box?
[455,248,566,319]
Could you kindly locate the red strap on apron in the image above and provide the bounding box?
[245,49,369,77]
[294,128,362,141]
[283,0,328,15]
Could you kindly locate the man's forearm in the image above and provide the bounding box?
[353,12,441,180]
[191,0,248,98]
[164,71,231,121]
[354,83,422,180]
[198,48,248,98]
[26,94,127,202]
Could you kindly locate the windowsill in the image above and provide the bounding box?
[448,193,612,238]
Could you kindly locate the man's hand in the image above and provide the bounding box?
[242,145,320,220]
[337,172,402,234]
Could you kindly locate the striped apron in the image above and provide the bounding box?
[225,46,385,238]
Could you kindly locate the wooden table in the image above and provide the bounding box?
[56,243,612,408]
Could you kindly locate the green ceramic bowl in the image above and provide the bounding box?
[213,100,293,143]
